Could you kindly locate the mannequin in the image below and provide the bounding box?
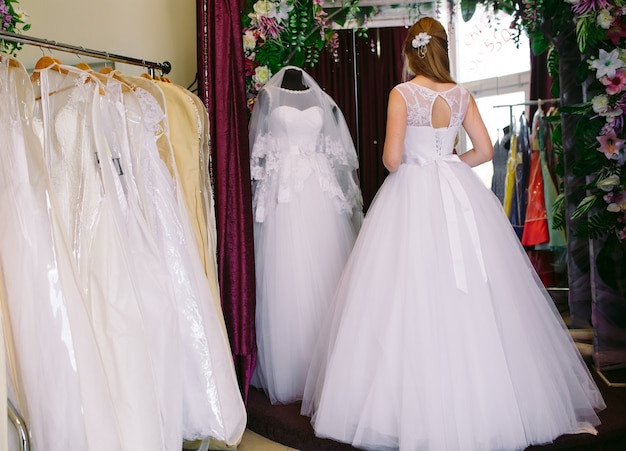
[249,66,363,404]
[281,68,308,91]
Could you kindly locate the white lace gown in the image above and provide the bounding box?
[250,98,361,404]
[301,83,606,451]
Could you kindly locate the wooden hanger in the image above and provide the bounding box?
[32,56,106,97]
[30,55,65,83]
[97,67,133,92]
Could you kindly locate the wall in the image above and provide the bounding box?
[15,0,197,88]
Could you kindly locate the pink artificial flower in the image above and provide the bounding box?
[609,191,626,212]
[607,16,626,46]
[244,57,259,77]
[257,15,284,40]
[571,0,609,15]
[597,128,626,159]
[601,68,626,95]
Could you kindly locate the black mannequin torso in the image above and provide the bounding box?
[281,68,308,91]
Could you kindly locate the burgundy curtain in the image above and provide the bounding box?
[197,0,256,401]
[308,27,407,211]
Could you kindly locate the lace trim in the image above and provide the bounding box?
[135,88,166,135]
[251,132,362,223]
[398,83,468,128]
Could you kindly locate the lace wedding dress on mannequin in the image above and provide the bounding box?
[249,66,363,404]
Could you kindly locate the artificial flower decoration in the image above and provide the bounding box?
[606,191,626,212]
[554,0,626,258]
[590,48,624,78]
[597,8,615,28]
[600,67,626,94]
[411,32,431,49]
[596,127,626,161]
[0,0,30,56]
[597,174,621,191]
[241,0,365,108]
[411,31,431,58]
[571,0,610,15]
[606,14,626,45]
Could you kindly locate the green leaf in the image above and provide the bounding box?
[546,45,559,78]
[460,0,479,22]
[576,16,591,53]
[552,193,566,232]
[531,32,550,55]
[571,194,598,220]
[559,102,592,115]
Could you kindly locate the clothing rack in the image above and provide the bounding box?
[493,98,560,135]
[0,30,171,76]
[7,399,30,451]
[2,34,169,451]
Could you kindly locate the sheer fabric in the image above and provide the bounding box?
[249,66,363,404]
[0,55,246,450]
[0,56,123,451]
[302,82,605,451]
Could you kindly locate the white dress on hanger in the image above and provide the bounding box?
[301,82,606,451]
[100,78,184,450]
[129,84,246,445]
[0,57,122,450]
[249,67,363,404]
[33,63,164,450]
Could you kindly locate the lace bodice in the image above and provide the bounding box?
[250,87,361,223]
[394,83,470,165]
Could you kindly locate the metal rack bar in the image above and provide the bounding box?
[7,398,30,451]
[0,30,171,75]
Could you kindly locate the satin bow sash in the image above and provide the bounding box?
[402,154,488,292]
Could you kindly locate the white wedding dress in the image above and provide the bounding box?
[33,63,164,450]
[0,57,122,450]
[250,73,363,404]
[301,82,606,451]
[128,84,247,444]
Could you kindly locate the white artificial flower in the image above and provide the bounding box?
[597,9,614,29]
[590,48,625,79]
[243,30,257,51]
[597,174,621,192]
[411,32,431,49]
[272,0,293,22]
[592,94,610,114]
[253,0,276,18]
[607,203,621,212]
[253,65,271,85]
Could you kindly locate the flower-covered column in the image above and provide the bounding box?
[566,0,626,371]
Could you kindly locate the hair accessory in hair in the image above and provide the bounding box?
[411,32,431,59]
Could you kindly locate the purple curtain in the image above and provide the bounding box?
[197,0,256,401]
[308,27,406,211]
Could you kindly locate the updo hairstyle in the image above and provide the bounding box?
[403,16,454,84]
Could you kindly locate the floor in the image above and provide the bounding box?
[183,429,296,451]
[238,430,297,451]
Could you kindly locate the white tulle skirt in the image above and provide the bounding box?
[252,172,358,404]
[302,159,606,451]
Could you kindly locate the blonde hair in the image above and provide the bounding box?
[403,17,454,83]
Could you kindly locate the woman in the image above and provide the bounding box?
[301,17,605,451]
